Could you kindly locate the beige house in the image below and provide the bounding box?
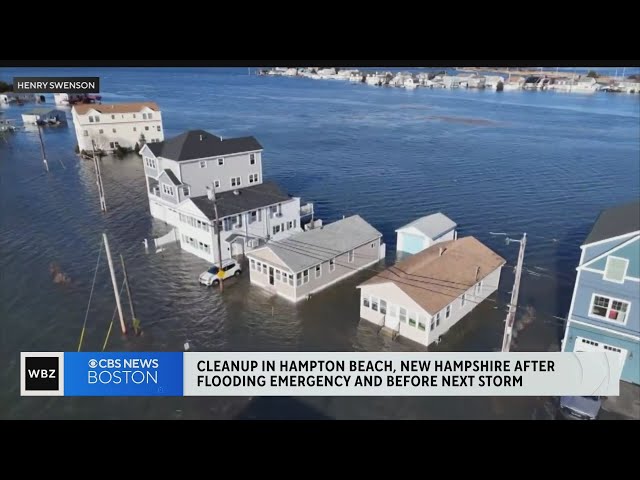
[247,215,385,302]
[357,236,505,347]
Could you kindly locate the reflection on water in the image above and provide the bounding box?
[0,67,638,419]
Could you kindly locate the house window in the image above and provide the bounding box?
[250,153,256,164]
[89,116,94,123]
[461,293,466,307]
[296,272,302,286]
[133,127,137,132]
[142,113,147,120]
[157,126,161,132]
[348,250,354,263]
[445,305,451,319]
[418,315,427,331]
[315,265,321,279]
[288,274,293,286]
[329,258,335,272]
[200,161,207,168]
[214,180,220,188]
[147,113,153,119]
[408,312,417,327]
[430,317,436,331]
[95,116,100,122]
[590,294,629,323]
[145,126,149,131]
[380,299,387,314]
[218,158,224,166]
[363,296,370,308]
[99,129,104,134]
[231,177,241,187]
[133,114,136,118]
[388,304,397,318]
[604,256,628,283]
[371,297,379,312]
[399,308,407,323]
[83,130,88,136]
[250,259,255,270]
[435,312,441,326]
[182,186,189,197]
[249,173,259,184]
[273,225,281,235]
[112,128,116,133]
[293,220,297,228]
[303,269,309,284]
[371,242,376,248]
[276,270,281,282]
[475,281,483,296]
[111,115,115,119]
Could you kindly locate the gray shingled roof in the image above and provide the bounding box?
[147,129,262,162]
[259,215,382,273]
[190,181,291,220]
[396,212,456,240]
[162,169,182,186]
[583,200,640,245]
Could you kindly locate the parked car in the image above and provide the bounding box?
[559,396,602,420]
[199,260,241,286]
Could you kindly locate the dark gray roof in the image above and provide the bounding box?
[162,169,181,186]
[583,200,640,245]
[254,215,382,273]
[190,181,291,220]
[147,129,262,162]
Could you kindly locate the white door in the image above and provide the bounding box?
[574,336,628,370]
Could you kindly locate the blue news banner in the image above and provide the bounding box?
[63,352,182,396]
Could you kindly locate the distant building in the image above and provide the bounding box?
[247,215,385,302]
[561,200,640,385]
[357,236,505,347]
[21,108,67,126]
[72,102,163,152]
[395,213,457,255]
[0,92,42,104]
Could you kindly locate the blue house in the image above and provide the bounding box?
[562,200,640,385]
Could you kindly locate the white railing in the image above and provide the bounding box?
[300,203,314,216]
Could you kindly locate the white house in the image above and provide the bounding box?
[0,92,41,104]
[140,129,313,263]
[396,212,457,255]
[247,215,385,302]
[357,236,506,347]
[72,102,164,152]
[21,108,67,126]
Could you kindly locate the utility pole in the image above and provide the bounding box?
[103,233,126,334]
[490,232,527,352]
[92,140,107,212]
[208,183,224,292]
[37,125,49,173]
[120,254,137,328]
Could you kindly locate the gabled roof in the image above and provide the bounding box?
[161,169,181,186]
[583,200,640,246]
[251,215,382,273]
[396,213,456,240]
[359,236,505,314]
[146,129,263,162]
[190,181,290,220]
[73,102,159,115]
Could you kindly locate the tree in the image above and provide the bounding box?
[627,74,640,81]
[0,80,13,92]
[586,70,599,78]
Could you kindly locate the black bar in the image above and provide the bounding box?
[13,76,100,93]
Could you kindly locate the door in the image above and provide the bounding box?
[401,233,425,254]
[269,267,274,285]
[574,336,628,370]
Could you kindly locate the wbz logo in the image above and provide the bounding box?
[21,353,64,396]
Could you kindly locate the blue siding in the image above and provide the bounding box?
[572,269,639,335]
[399,232,425,254]
[582,235,635,263]
[563,322,639,385]
[589,237,640,278]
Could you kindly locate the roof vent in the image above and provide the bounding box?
[439,247,445,256]
[233,190,240,196]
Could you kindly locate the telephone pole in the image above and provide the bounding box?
[92,140,107,212]
[103,233,126,335]
[37,125,49,173]
[208,183,224,292]
[490,232,527,352]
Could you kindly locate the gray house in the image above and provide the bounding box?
[395,212,457,255]
[247,215,385,302]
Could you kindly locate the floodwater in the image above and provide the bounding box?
[1,67,638,419]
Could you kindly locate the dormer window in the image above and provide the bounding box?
[142,113,147,120]
[182,186,190,197]
[218,158,224,166]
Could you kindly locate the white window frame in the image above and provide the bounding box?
[380,299,387,314]
[418,315,427,331]
[363,295,370,308]
[435,312,441,326]
[250,259,255,270]
[303,270,309,284]
[214,179,220,188]
[371,296,379,312]
[399,307,407,323]
[603,256,629,284]
[475,281,483,296]
[588,293,630,326]
[445,305,451,319]
[231,176,241,188]
[408,311,417,327]
[461,293,466,307]
[388,304,397,318]
[218,158,224,166]
[276,270,281,282]
[329,258,336,272]
[250,153,256,165]
[315,264,321,279]
[200,161,207,168]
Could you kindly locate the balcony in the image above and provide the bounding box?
[300,202,314,217]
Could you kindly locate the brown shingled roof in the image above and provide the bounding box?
[359,236,506,314]
[73,102,160,115]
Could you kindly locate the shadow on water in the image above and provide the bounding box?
[233,396,334,420]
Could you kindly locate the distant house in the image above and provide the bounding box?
[21,108,67,126]
[247,215,385,302]
[0,92,42,104]
[357,236,505,347]
[395,213,457,255]
[561,200,640,385]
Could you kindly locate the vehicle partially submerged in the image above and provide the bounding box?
[559,396,602,420]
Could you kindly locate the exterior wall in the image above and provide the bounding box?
[247,255,296,302]
[72,107,164,151]
[178,151,263,197]
[582,234,635,263]
[158,178,179,204]
[563,322,640,385]
[588,237,639,279]
[359,267,502,347]
[571,269,639,335]
[294,238,383,300]
[428,229,456,247]
[397,227,456,254]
